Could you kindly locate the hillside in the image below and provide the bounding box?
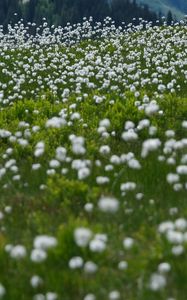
[137,0,187,19]
[0,19,187,299]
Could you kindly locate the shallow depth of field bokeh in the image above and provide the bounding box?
[0,18,187,300]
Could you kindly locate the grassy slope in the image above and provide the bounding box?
[137,0,184,19]
[0,89,187,300]
[0,26,186,299]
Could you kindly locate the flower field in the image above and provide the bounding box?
[0,18,187,300]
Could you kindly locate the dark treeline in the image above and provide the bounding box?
[0,0,173,28]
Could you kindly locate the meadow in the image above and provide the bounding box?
[0,17,187,300]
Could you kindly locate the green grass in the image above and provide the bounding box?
[0,24,187,300]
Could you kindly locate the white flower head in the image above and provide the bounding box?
[30,249,47,263]
[10,245,27,260]
[74,227,92,247]
[34,235,57,250]
[98,196,119,213]
[149,273,166,291]
[0,284,6,298]
[69,256,83,269]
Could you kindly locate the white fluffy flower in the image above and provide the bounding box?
[34,235,57,250]
[99,145,111,155]
[84,294,96,300]
[69,256,83,269]
[127,158,141,169]
[145,102,159,116]
[49,160,60,168]
[96,176,110,185]
[74,227,92,247]
[78,167,90,180]
[98,196,119,213]
[84,203,94,212]
[33,293,45,300]
[46,117,66,128]
[182,120,187,129]
[158,262,171,274]
[166,230,183,244]
[30,249,47,263]
[121,130,138,142]
[149,273,166,291]
[158,221,174,233]
[34,141,45,157]
[10,245,27,259]
[84,261,98,274]
[109,290,120,300]
[118,261,128,270]
[32,163,41,170]
[175,218,187,231]
[0,284,6,298]
[123,237,134,249]
[56,147,67,161]
[141,138,161,158]
[46,292,58,300]
[30,275,43,288]
[166,173,179,184]
[176,165,187,175]
[171,245,184,256]
[89,239,106,253]
[99,118,111,128]
[120,182,136,192]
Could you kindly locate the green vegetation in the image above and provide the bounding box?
[0,21,186,300]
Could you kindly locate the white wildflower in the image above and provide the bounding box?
[74,228,92,247]
[30,249,47,263]
[149,273,166,291]
[10,245,27,259]
[34,235,57,250]
[84,261,98,274]
[69,256,83,269]
[98,196,119,213]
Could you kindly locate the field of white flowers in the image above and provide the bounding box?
[0,17,187,300]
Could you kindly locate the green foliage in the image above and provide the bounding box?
[0,26,187,299]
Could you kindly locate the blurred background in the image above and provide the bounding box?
[0,0,187,28]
